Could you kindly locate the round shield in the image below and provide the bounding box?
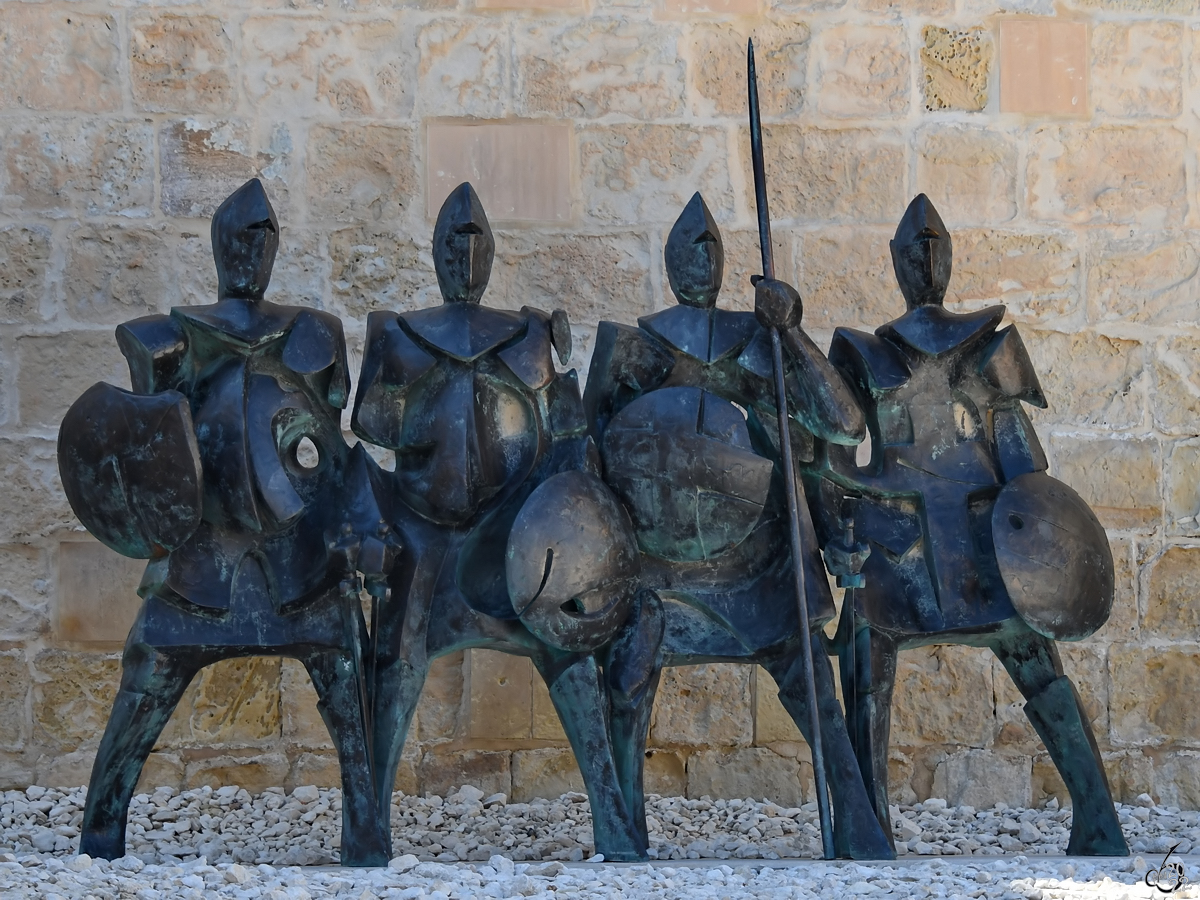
[991,471,1114,641]
[507,471,639,652]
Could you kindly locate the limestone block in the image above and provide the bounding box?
[916,127,1016,224]
[1105,749,1156,803]
[419,748,511,798]
[330,226,434,320]
[16,332,129,430]
[1087,231,1200,327]
[135,752,185,793]
[1166,441,1200,535]
[950,229,1078,322]
[932,750,1032,809]
[415,651,466,742]
[687,748,809,806]
[1082,537,1138,643]
[64,225,174,324]
[159,121,275,220]
[580,125,732,226]
[720,228,797,314]
[0,438,74,542]
[514,18,685,120]
[1021,330,1145,430]
[685,21,809,119]
[306,124,416,224]
[891,645,994,748]
[290,753,340,790]
[0,651,28,752]
[0,544,50,642]
[2,119,155,218]
[921,27,992,111]
[0,226,51,324]
[816,26,909,119]
[418,19,508,118]
[1071,0,1198,14]
[488,230,654,331]
[796,226,898,333]
[37,750,96,789]
[426,123,571,223]
[32,650,121,751]
[55,541,144,644]
[511,749,584,801]
[651,664,753,748]
[754,669,803,745]
[1111,645,1200,744]
[1031,754,1068,806]
[0,752,33,791]
[130,14,234,114]
[644,750,687,796]
[280,658,332,751]
[1027,127,1187,226]
[467,650,532,741]
[395,747,420,795]
[263,229,325,309]
[0,8,120,112]
[1155,751,1200,809]
[1000,19,1086,116]
[158,658,282,749]
[1092,22,1182,119]
[243,17,413,118]
[1144,546,1200,640]
[1048,436,1160,530]
[184,752,291,794]
[745,127,905,225]
[481,0,583,8]
[1152,337,1200,435]
[532,673,567,743]
[662,0,760,11]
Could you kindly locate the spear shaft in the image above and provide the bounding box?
[748,38,835,861]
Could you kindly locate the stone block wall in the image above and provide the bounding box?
[0,0,1197,808]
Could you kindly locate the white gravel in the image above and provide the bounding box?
[1,785,1197,897]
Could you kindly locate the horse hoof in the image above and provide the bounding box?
[79,827,125,861]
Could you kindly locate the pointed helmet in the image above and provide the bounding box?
[665,192,724,309]
[890,193,952,310]
[211,178,279,301]
[433,183,495,304]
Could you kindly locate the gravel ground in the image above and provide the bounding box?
[1,786,1198,897]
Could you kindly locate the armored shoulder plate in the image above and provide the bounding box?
[497,307,557,391]
[979,325,1047,409]
[583,320,674,438]
[401,302,524,362]
[282,309,351,408]
[116,315,189,394]
[352,312,437,448]
[877,305,1005,359]
[828,328,911,396]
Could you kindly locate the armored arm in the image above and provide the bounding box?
[351,311,436,449]
[582,320,674,443]
[116,315,190,394]
[979,325,1049,481]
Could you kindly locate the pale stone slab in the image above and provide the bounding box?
[651,663,753,748]
[467,650,532,741]
[306,124,416,224]
[532,672,567,743]
[0,438,74,542]
[916,126,1016,225]
[1087,231,1200,326]
[1155,751,1200,809]
[1144,546,1200,640]
[414,651,466,742]
[64,225,175,325]
[511,748,584,801]
[159,121,271,220]
[816,25,910,119]
[921,26,992,111]
[291,752,341,790]
[32,650,120,751]
[661,0,761,14]
[0,544,49,642]
[753,669,803,745]
[687,748,809,806]
[1049,435,1161,530]
[1092,21,1182,119]
[1022,329,1145,430]
[419,748,511,798]
[16,332,129,431]
[0,226,50,325]
[1166,440,1200,535]
[932,749,1032,809]
[796,226,899,334]
[645,749,687,796]
[426,123,571,223]
[1000,19,1087,116]
[329,226,433,320]
[55,541,144,645]
[0,8,121,112]
[950,229,1079,322]
[891,646,995,748]
[0,651,28,752]
[418,19,508,118]
[1152,336,1200,435]
[135,752,184,793]
[1110,645,1200,744]
[479,0,584,10]
[184,752,291,794]
[131,14,235,114]
[686,21,809,119]
[281,659,332,751]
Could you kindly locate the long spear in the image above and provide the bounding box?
[747,38,835,861]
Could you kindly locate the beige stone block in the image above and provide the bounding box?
[1027,127,1186,226]
[921,27,992,112]
[37,749,96,789]
[816,26,909,119]
[745,127,905,225]
[1111,644,1200,744]
[136,752,185,793]
[511,748,584,801]
[1092,22,1182,119]
[891,645,994,748]
[932,750,1032,808]
[661,0,760,11]
[1083,536,1138,643]
[797,226,900,333]
[184,752,290,793]
[329,226,433,320]
[488,230,654,333]
[580,125,732,226]
[307,124,416,224]
[1155,751,1200,809]
[687,748,809,805]
[0,8,120,112]
[55,541,144,644]
[1031,754,1068,806]
[859,0,949,12]
[418,19,508,118]
[0,438,74,542]
[1000,19,1087,116]
[467,650,532,741]
[686,21,808,119]
[532,673,567,743]
[480,0,583,8]
[1144,546,1200,640]
[1048,436,1160,530]
[130,14,234,114]
[64,225,174,324]
[1021,330,1145,430]
[291,752,341,790]
[515,19,685,120]
[1167,441,1200,535]
[1072,0,1198,14]
[182,658,282,747]
[644,750,687,796]
[1061,644,1110,741]
[394,747,420,796]
[419,748,511,798]
[17,332,129,430]
[32,650,120,750]
[0,544,50,642]
[159,121,277,220]
[0,226,50,324]
[2,119,155,218]
[1106,749,1155,803]
[0,651,28,752]
[950,229,1078,322]
[754,669,802,745]
[243,17,413,117]
[916,127,1016,225]
[651,663,753,748]
[415,651,465,742]
[719,228,797,314]
[280,658,331,751]
[426,123,571,223]
[1087,231,1200,327]
[1152,336,1200,435]
[0,752,33,790]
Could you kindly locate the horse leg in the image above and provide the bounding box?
[991,628,1127,856]
[766,632,895,859]
[849,624,898,842]
[370,656,427,831]
[302,648,391,866]
[533,650,645,862]
[80,642,200,860]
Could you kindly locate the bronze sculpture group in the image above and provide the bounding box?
[56,44,1128,865]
